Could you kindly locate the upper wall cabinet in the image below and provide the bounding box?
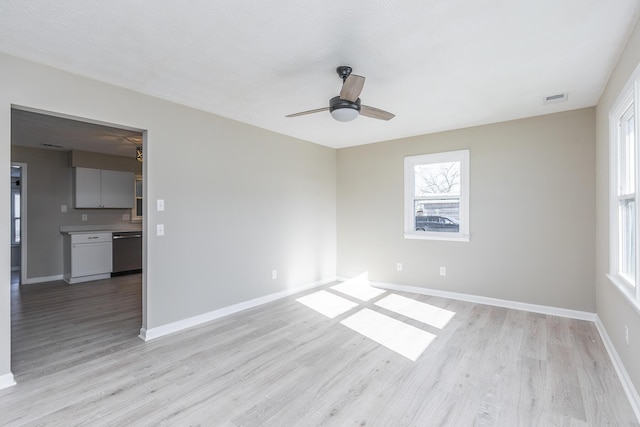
[74,167,135,208]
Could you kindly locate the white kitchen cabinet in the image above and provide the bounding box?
[74,167,101,207]
[63,232,113,283]
[74,167,134,208]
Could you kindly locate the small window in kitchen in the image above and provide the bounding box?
[132,175,143,221]
[404,150,470,241]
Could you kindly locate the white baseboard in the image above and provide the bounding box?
[594,315,640,422]
[0,373,16,390]
[22,274,63,285]
[370,281,596,321]
[64,273,110,284]
[140,276,337,341]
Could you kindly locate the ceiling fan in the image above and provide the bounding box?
[286,66,395,122]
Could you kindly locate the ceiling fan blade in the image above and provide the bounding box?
[286,107,329,118]
[360,105,395,121]
[340,75,365,102]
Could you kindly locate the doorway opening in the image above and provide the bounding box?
[9,106,147,382]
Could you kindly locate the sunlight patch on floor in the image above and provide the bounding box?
[375,294,456,329]
[340,308,436,361]
[296,290,359,319]
[330,276,385,302]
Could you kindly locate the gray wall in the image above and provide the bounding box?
[337,108,596,311]
[0,53,337,379]
[11,146,135,279]
[10,246,19,270]
[595,17,640,397]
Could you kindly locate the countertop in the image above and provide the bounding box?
[60,224,142,235]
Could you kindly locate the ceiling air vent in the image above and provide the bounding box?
[543,93,568,105]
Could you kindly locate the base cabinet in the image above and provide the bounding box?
[64,233,112,284]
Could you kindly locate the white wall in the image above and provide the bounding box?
[337,108,596,311]
[0,53,337,379]
[595,17,640,398]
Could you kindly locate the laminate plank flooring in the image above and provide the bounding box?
[1,274,638,426]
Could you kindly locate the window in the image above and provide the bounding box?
[609,64,640,310]
[11,189,20,244]
[11,169,21,244]
[404,150,469,241]
[132,175,143,221]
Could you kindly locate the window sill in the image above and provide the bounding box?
[404,232,470,242]
[606,274,640,315]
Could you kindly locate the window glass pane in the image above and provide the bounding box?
[414,199,460,232]
[13,193,20,218]
[620,198,636,286]
[135,180,143,197]
[414,161,460,197]
[14,218,20,243]
[621,112,636,195]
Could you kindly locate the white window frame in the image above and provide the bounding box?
[404,149,470,242]
[11,186,20,244]
[132,174,143,222]
[608,61,640,313]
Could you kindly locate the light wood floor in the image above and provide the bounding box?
[1,274,638,426]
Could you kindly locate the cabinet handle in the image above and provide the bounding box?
[88,236,99,239]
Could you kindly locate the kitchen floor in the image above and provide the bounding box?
[9,273,142,382]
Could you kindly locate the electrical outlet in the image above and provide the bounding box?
[81,214,87,221]
[272,270,277,280]
[61,204,67,213]
[440,267,446,276]
[122,213,130,221]
[625,325,629,346]
[157,199,165,211]
[396,262,403,272]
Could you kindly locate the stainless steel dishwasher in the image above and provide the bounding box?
[112,231,142,275]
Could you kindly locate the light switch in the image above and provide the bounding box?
[61,204,67,213]
[157,199,165,211]
[157,224,165,236]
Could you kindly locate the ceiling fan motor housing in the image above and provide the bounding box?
[330,96,360,112]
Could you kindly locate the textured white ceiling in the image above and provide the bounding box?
[1,0,639,149]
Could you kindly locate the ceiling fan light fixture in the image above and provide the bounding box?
[329,96,360,122]
[331,108,359,122]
